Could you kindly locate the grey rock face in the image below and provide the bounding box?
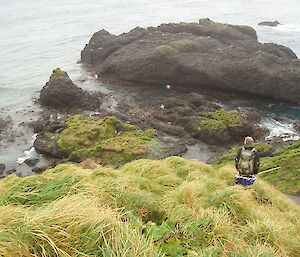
[40,68,101,109]
[81,19,300,103]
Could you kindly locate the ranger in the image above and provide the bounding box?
[235,136,260,186]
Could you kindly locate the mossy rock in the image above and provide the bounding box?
[57,115,157,164]
[196,109,247,144]
[198,109,243,133]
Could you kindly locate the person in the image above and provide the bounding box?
[235,136,260,186]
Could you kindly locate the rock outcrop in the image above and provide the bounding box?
[258,21,281,27]
[81,19,300,103]
[40,68,101,109]
[150,92,264,145]
[33,114,186,165]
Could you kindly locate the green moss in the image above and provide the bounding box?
[57,115,157,164]
[198,109,243,134]
[51,68,63,78]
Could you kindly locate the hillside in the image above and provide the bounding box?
[0,157,299,256]
[213,141,300,195]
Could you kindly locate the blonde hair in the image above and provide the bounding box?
[244,136,254,145]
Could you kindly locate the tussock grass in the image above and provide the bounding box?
[0,157,299,256]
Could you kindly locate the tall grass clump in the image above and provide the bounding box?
[0,157,299,256]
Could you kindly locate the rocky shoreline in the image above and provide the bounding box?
[0,67,298,177]
[0,20,299,197]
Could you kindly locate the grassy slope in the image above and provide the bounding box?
[259,141,300,195]
[213,141,300,195]
[0,157,299,256]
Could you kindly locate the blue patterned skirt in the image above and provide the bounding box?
[235,175,256,186]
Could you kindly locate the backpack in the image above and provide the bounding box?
[237,147,256,175]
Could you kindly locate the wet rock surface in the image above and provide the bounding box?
[0,117,12,142]
[0,118,8,135]
[294,120,300,132]
[82,19,300,103]
[34,133,67,158]
[24,158,40,167]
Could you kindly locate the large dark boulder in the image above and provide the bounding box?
[81,19,300,103]
[40,68,101,109]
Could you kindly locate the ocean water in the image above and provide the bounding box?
[1,0,300,109]
[1,0,300,168]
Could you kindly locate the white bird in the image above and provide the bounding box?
[160,105,165,109]
[95,74,98,78]
[166,84,171,89]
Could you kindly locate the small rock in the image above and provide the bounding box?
[258,21,281,27]
[6,169,16,175]
[294,120,300,132]
[32,165,48,173]
[24,158,40,167]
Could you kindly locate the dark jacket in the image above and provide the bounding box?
[235,146,260,175]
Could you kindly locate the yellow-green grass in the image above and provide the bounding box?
[0,158,299,256]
